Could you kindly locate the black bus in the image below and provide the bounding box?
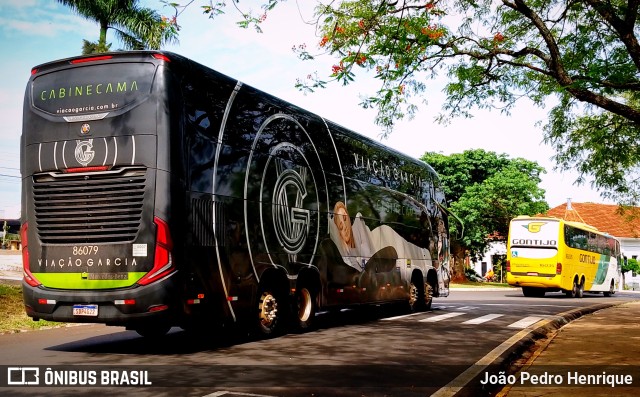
[21,51,450,337]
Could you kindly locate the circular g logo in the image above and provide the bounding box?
[244,114,323,268]
[271,161,311,255]
[74,139,95,167]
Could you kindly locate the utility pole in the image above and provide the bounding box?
[2,220,7,249]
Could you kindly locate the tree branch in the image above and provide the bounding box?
[583,0,640,71]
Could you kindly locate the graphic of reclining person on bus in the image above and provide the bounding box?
[328,201,432,296]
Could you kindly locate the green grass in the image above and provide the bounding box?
[451,281,512,288]
[0,282,62,333]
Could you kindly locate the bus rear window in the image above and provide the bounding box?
[31,62,155,117]
[510,247,558,259]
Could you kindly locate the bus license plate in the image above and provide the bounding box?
[73,304,98,316]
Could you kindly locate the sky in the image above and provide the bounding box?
[0,0,614,219]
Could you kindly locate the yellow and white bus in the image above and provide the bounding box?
[506,216,621,298]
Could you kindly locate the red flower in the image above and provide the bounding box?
[319,36,329,47]
[494,32,505,42]
[331,62,345,75]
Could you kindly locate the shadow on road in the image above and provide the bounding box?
[43,303,413,355]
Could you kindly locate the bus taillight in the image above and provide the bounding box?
[64,166,110,173]
[137,217,175,286]
[556,263,562,275]
[506,260,510,273]
[70,55,113,64]
[152,54,171,62]
[21,223,41,287]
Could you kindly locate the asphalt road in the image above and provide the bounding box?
[1,289,638,397]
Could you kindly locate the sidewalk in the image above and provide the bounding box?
[499,300,640,396]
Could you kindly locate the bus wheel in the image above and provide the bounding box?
[576,279,585,298]
[294,286,316,331]
[408,280,425,312]
[604,280,616,297]
[256,286,283,337]
[566,279,579,298]
[134,324,171,339]
[424,282,434,311]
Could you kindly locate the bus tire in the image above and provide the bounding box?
[408,276,426,312]
[294,286,316,332]
[424,281,434,311]
[566,278,579,298]
[604,280,616,297]
[576,278,585,298]
[256,284,286,337]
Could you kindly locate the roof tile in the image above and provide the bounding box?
[543,202,640,238]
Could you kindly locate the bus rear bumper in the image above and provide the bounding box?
[506,273,562,289]
[21,273,181,326]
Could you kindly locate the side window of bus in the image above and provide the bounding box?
[586,232,597,253]
[565,226,587,250]
[598,235,610,255]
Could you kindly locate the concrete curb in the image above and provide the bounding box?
[433,301,625,397]
[491,301,625,395]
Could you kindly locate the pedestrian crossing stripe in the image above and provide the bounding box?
[418,312,465,322]
[507,316,544,329]
[461,313,503,325]
[384,311,548,329]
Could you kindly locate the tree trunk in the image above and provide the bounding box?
[450,243,467,283]
[99,20,108,49]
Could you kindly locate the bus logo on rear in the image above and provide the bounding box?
[75,139,95,166]
[524,222,546,233]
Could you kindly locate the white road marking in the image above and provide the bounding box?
[418,312,465,322]
[507,316,544,329]
[381,311,428,321]
[462,314,503,325]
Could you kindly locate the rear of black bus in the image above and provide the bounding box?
[20,52,182,330]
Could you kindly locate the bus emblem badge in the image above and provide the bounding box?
[75,139,95,167]
[272,167,311,255]
[525,222,546,233]
[80,123,91,135]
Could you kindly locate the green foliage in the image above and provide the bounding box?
[172,0,640,203]
[422,149,548,260]
[623,258,640,275]
[165,0,278,33]
[290,0,640,204]
[464,267,483,282]
[57,0,179,54]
